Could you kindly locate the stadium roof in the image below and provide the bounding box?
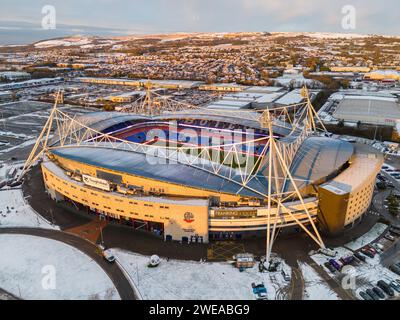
[49,136,353,198]
[284,136,354,192]
[50,146,270,198]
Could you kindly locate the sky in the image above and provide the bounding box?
[0,0,398,44]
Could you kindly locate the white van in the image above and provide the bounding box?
[281,267,291,281]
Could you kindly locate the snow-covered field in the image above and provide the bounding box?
[299,262,340,300]
[34,37,92,48]
[109,248,292,300]
[0,234,120,300]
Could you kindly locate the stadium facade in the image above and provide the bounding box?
[30,100,383,246]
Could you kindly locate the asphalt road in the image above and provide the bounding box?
[0,227,137,300]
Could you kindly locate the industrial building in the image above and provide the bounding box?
[319,91,400,128]
[0,77,64,91]
[75,77,202,89]
[0,71,31,82]
[0,91,12,101]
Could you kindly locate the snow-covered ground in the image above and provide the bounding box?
[109,248,292,300]
[299,262,340,300]
[0,187,57,229]
[345,223,387,250]
[0,160,56,229]
[34,37,92,48]
[0,234,120,300]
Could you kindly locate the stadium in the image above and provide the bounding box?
[21,89,383,257]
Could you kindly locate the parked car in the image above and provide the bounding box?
[384,234,395,241]
[372,243,383,253]
[389,228,400,236]
[329,259,343,271]
[354,252,366,262]
[281,268,291,281]
[361,248,374,258]
[365,245,377,255]
[324,261,337,273]
[318,248,337,257]
[252,282,267,294]
[377,280,394,297]
[372,286,385,299]
[359,291,372,300]
[390,281,400,293]
[389,264,400,276]
[366,288,380,300]
[256,292,268,300]
[340,255,355,265]
[102,250,116,263]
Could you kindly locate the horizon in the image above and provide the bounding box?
[0,0,398,45]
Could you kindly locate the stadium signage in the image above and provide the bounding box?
[214,209,257,218]
[82,174,110,191]
[184,212,194,223]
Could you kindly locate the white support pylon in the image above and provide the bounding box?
[18,91,60,181]
[263,109,325,266]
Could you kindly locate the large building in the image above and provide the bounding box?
[37,106,383,245]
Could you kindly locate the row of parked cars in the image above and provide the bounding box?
[323,243,383,273]
[324,253,358,273]
[359,279,400,300]
[381,165,400,180]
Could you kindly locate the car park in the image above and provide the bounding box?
[377,280,394,297]
[372,286,385,299]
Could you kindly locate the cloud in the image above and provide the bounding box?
[0,0,398,35]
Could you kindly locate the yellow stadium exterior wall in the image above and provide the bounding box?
[42,163,210,242]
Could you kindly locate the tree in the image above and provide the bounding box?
[387,194,399,217]
[103,102,115,111]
